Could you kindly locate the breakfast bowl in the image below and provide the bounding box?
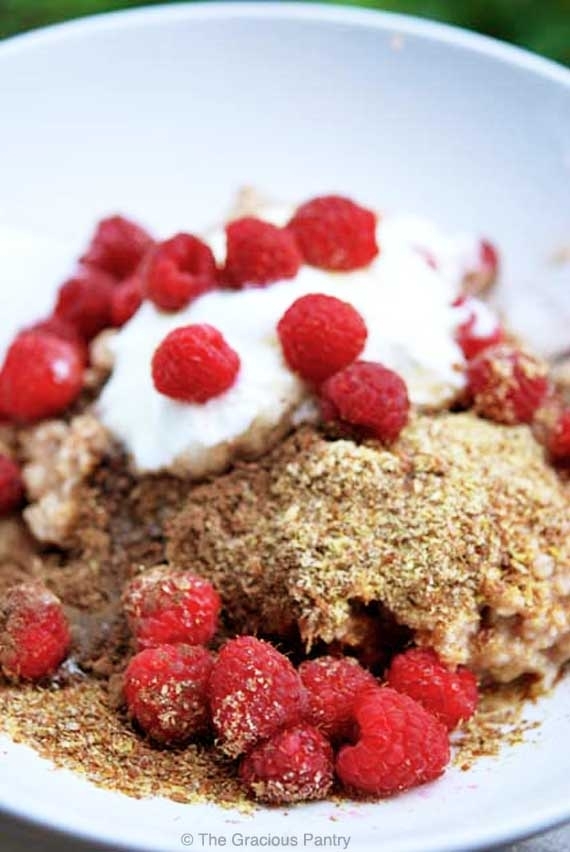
[0,4,570,851]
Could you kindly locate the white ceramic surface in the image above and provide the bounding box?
[1,4,570,851]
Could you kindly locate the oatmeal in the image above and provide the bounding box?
[167,415,570,685]
[0,191,567,806]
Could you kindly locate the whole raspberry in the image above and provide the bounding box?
[144,233,217,311]
[462,239,500,297]
[455,298,504,360]
[209,636,305,757]
[151,324,240,403]
[287,195,378,271]
[81,214,154,279]
[387,647,478,730]
[123,565,221,650]
[336,687,450,798]
[277,294,367,384]
[0,582,71,681]
[26,315,89,365]
[123,644,213,745]
[111,274,144,327]
[55,266,115,341]
[320,360,409,442]
[0,331,84,423]
[223,217,302,288]
[467,344,549,425]
[0,455,24,516]
[299,656,377,742]
[239,723,333,804]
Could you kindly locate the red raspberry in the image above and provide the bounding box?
[209,636,305,757]
[54,267,115,341]
[336,687,450,797]
[544,407,570,461]
[387,647,478,730]
[0,331,84,423]
[277,294,367,384]
[239,723,333,804]
[467,344,549,425]
[111,274,144,327]
[0,582,71,681]
[123,566,221,650]
[151,324,240,403]
[287,195,378,271]
[455,298,504,360]
[123,644,213,745]
[299,656,377,742]
[223,217,302,288]
[26,315,89,365]
[144,233,217,311]
[81,215,154,280]
[462,239,500,296]
[320,360,409,443]
[0,455,24,516]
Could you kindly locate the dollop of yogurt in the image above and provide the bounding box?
[97,213,482,477]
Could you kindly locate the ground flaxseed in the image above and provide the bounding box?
[168,414,570,684]
[0,679,250,808]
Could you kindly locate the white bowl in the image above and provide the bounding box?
[0,5,570,851]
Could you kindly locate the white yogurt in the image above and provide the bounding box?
[465,297,501,337]
[97,213,482,476]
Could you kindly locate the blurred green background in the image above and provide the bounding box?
[0,0,569,65]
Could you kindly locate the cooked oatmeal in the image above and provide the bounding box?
[168,415,570,686]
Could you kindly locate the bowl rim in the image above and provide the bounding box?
[0,3,569,850]
[2,753,570,852]
[1,0,569,90]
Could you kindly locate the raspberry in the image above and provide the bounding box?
[151,324,240,403]
[336,687,450,798]
[0,455,24,516]
[299,656,377,741]
[123,644,213,745]
[320,361,409,443]
[55,266,115,341]
[239,724,333,804]
[144,233,217,311]
[287,195,378,271]
[0,331,84,423]
[0,582,71,681]
[455,298,504,360]
[387,648,478,730]
[111,274,144,327]
[209,636,305,757]
[26,315,89,365]
[277,294,367,384]
[81,215,154,280]
[123,565,221,650]
[223,217,302,288]
[462,239,500,296]
[467,344,549,425]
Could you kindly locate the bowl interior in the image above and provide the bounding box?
[0,5,570,851]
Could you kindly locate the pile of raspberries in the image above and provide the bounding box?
[0,568,478,803]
